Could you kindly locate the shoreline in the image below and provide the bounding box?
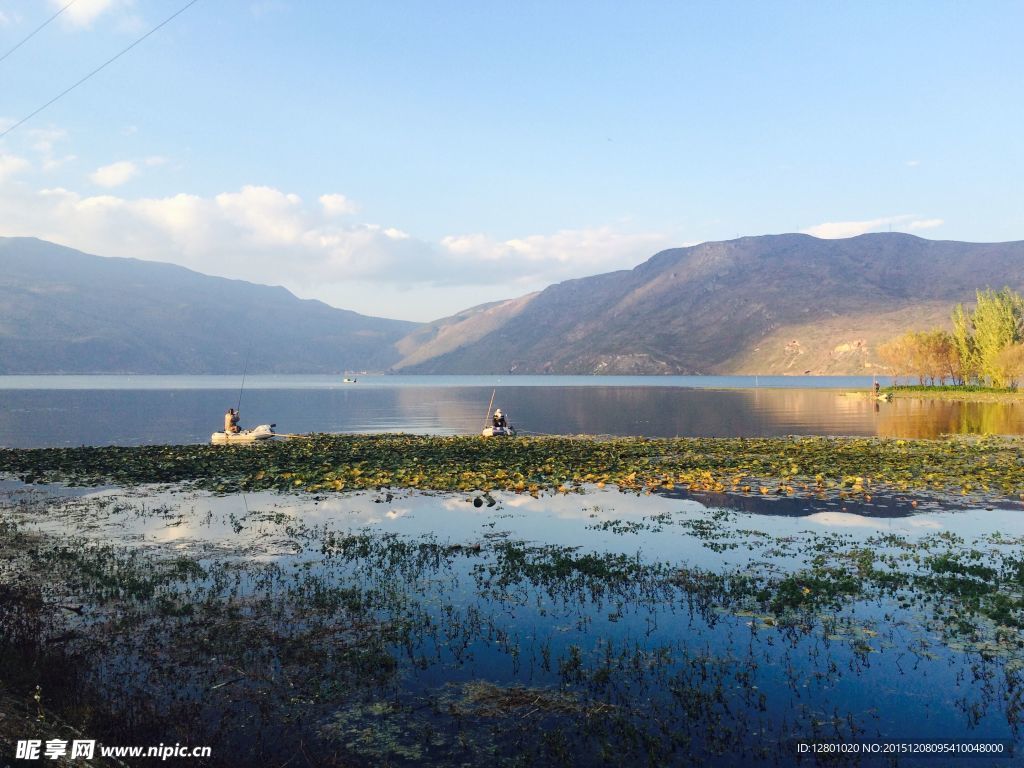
[841,389,1024,403]
[890,389,1024,403]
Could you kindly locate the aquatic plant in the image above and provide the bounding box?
[4,434,1024,505]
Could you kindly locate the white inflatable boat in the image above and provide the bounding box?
[211,424,277,444]
[481,425,517,437]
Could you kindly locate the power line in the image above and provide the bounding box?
[0,0,80,65]
[0,0,202,141]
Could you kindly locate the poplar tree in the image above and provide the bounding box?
[972,288,1024,387]
[951,303,977,384]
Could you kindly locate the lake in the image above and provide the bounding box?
[3,374,1024,447]
[5,379,1024,765]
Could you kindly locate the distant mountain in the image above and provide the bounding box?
[392,293,538,369]
[0,237,418,374]
[8,233,1024,376]
[392,233,1024,375]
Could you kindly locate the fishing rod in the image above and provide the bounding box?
[483,388,496,430]
[237,348,251,414]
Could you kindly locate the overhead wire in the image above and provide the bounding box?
[0,0,80,65]
[0,0,202,141]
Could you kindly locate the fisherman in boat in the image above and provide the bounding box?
[224,408,240,434]
[492,409,507,429]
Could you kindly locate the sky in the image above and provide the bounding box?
[0,0,1022,321]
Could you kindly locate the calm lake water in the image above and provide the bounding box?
[2,374,1024,447]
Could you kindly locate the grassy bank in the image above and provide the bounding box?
[888,385,1024,403]
[3,433,1024,503]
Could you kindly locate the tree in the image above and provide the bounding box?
[919,330,957,385]
[877,330,955,384]
[995,344,1024,389]
[882,287,1024,389]
[951,303,977,384]
[972,287,1024,387]
[878,333,914,383]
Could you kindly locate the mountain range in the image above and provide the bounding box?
[391,233,1024,374]
[3,233,1024,375]
[0,237,415,374]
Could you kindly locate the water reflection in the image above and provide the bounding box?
[4,483,1023,766]
[2,384,1024,447]
[875,397,1024,438]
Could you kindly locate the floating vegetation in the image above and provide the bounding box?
[4,434,1024,505]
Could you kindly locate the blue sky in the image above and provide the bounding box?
[1,0,1022,320]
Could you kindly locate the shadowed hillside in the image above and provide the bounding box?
[0,238,418,374]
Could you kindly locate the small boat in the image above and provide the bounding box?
[211,424,277,444]
[343,377,357,383]
[876,392,893,402]
[481,425,517,437]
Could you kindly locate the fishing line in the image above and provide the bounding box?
[0,0,202,140]
[0,0,80,65]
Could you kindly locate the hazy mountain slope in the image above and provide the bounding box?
[393,293,538,369]
[0,237,418,374]
[395,233,1024,374]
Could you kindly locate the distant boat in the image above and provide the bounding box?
[211,423,277,444]
[343,377,357,383]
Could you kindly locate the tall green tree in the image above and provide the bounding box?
[972,287,1024,387]
[951,303,977,384]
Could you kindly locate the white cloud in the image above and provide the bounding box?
[319,193,358,216]
[90,160,138,188]
[806,512,942,531]
[43,153,77,172]
[806,512,884,529]
[906,218,943,231]
[26,127,76,171]
[439,227,669,285]
[0,154,30,182]
[53,0,129,28]
[0,182,435,288]
[0,10,11,25]
[214,186,305,245]
[0,174,667,319]
[29,127,66,154]
[143,155,168,167]
[801,214,944,239]
[905,159,921,167]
